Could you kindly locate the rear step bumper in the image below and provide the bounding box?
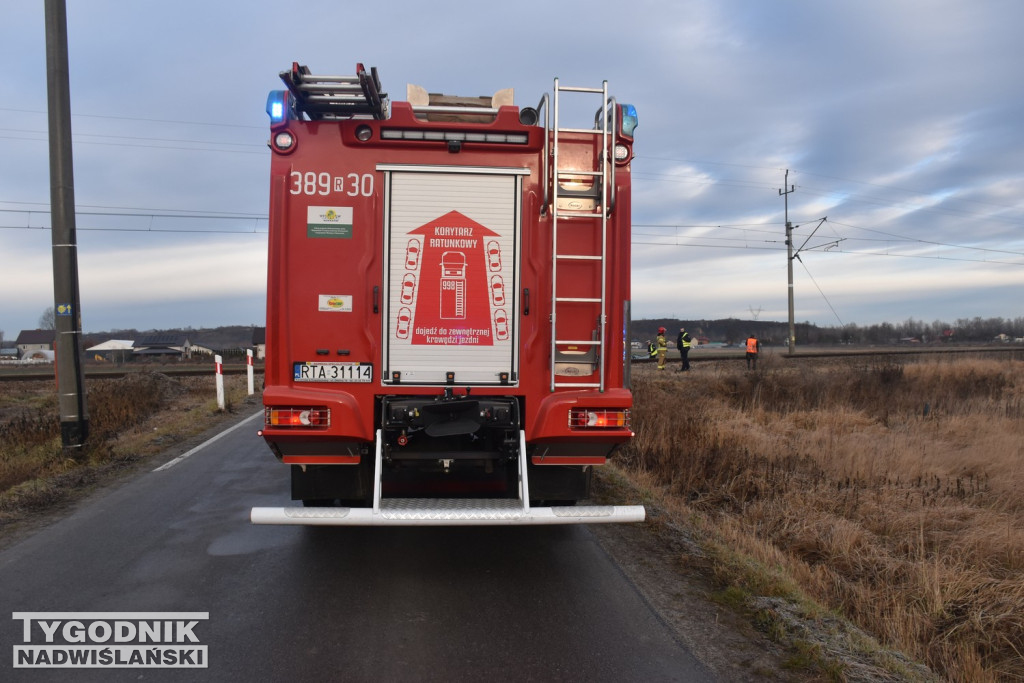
[250,500,645,526]
[251,429,645,526]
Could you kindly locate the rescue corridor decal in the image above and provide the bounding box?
[397,210,507,346]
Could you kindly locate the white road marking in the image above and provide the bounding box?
[152,411,262,472]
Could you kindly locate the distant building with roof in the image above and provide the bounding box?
[252,326,266,360]
[133,335,190,359]
[15,329,55,359]
[86,339,135,363]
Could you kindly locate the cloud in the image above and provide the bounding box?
[2,0,1024,336]
[0,232,267,333]
[78,240,266,304]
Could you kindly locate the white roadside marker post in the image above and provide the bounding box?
[246,349,255,395]
[215,354,225,411]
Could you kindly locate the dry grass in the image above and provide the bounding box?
[0,372,254,522]
[620,355,1024,681]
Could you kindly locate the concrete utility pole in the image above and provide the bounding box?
[779,169,796,355]
[45,0,89,450]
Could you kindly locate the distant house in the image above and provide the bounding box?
[134,335,191,360]
[15,329,55,359]
[187,341,217,357]
[86,339,135,363]
[252,327,266,360]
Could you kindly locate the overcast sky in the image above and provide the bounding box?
[2,1,1023,338]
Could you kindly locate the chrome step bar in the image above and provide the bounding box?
[250,500,644,526]
[251,430,645,526]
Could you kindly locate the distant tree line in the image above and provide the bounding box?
[634,316,1024,346]
[96,324,259,350]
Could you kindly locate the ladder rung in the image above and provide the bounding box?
[556,254,602,261]
[554,211,604,219]
[556,85,604,94]
[298,83,364,94]
[302,74,361,85]
[554,382,602,388]
[307,96,372,107]
[556,170,602,178]
[555,297,601,303]
[557,127,603,135]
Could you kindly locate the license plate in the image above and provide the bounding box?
[294,362,372,383]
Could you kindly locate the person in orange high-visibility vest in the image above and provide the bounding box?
[745,334,760,370]
[656,327,668,370]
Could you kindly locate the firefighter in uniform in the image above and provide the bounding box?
[656,327,668,370]
[676,327,692,372]
[745,333,760,370]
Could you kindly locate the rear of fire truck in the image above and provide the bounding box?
[251,63,642,525]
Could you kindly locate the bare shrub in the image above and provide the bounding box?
[0,372,240,502]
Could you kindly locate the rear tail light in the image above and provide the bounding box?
[568,408,631,430]
[265,407,330,428]
[270,130,296,154]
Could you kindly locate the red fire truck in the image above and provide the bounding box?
[251,63,642,525]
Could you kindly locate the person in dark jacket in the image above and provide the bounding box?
[676,327,692,371]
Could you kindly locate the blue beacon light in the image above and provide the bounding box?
[620,104,638,137]
[267,91,287,122]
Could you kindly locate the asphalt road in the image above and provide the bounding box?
[0,411,714,682]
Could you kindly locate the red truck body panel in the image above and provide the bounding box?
[259,65,636,508]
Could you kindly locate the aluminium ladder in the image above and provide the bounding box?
[279,63,389,120]
[549,79,614,392]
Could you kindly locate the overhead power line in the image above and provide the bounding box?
[0,207,267,235]
[0,207,265,220]
[825,219,1024,257]
[631,219,1024,260]
[0,224,266,235]
[3,207,1022,262]
[0,106,264,130]
[0,132,266,155]
[0,126,262,149]
[0,200,263,216]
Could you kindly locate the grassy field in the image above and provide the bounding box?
[3,356,1022,679]
[620,352,1024,681]
[0,372,254,524]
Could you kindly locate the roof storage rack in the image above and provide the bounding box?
[279,62,389,120]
